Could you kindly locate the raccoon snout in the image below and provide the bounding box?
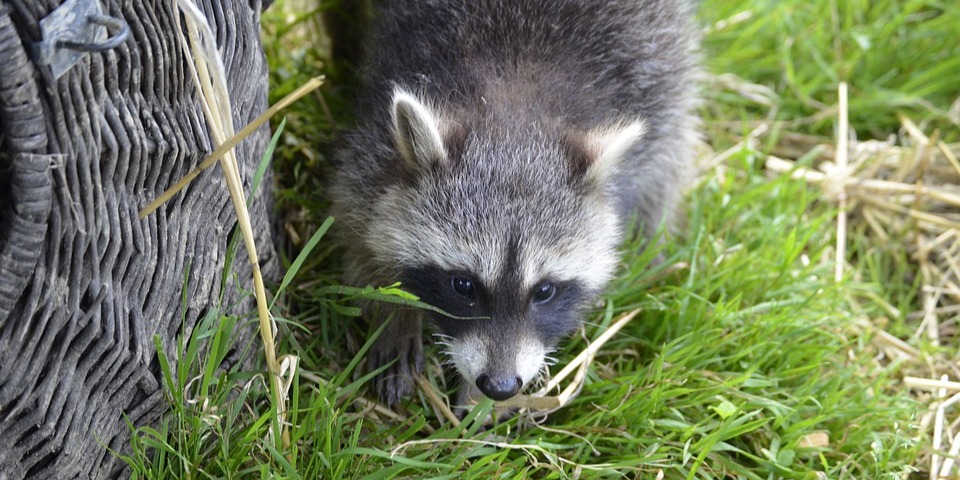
[476,373,523,401]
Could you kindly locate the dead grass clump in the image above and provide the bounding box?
[756,82,960,478]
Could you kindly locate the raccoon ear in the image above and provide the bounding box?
[391,89,447,171]
[564,120,647,185]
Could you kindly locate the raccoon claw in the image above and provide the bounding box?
[368,333,423,406]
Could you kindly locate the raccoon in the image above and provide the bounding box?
[331,0,698,406]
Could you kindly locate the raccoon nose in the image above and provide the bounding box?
[475,374,523,401]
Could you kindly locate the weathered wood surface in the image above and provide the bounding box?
[0,0,277,477]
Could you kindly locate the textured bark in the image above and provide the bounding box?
[0,0,277,478]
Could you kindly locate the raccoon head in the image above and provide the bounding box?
[369,88,645,401]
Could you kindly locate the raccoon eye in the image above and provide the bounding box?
[451,277,476,298]
[532,282,557,304]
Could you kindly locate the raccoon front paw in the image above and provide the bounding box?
[368,331,424,406]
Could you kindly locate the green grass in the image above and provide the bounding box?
[700,0,960,142]
[119,0,960,478]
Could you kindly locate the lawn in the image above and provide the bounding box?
[121,0,960,478]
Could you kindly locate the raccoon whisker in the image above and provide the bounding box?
[439,358,457,368]
[528,368,549,392]
[436,348,460,365]
[537,358,558,381]
[431,333,456,350]
[542,354,559,367]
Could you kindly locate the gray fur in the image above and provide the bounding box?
[331,0,699,405]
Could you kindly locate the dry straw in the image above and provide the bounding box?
[758,80,960,478]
